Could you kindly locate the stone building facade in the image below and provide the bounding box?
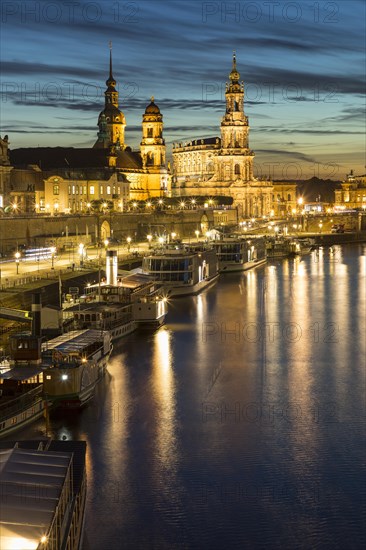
[172,54,273,218]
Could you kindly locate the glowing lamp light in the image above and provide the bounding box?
[61,374,68,380]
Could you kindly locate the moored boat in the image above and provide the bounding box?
[212,237,266,272]
[42,329,112,408]
[142,242,219,297]
[0,293,46,438]
[265,237,293,259]
[0,366,45,438]
[64,257,168,335]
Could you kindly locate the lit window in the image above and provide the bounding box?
[107,186,111,195]
[90,186,95,195]
[53,185,59,195]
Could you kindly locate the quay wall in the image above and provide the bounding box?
[0,209,238,254]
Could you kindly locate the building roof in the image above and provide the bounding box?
[9,147,108,170]
[115,150,143,170]
[0,446,71,549]
[9,147,144,174]
[0,440,86,549]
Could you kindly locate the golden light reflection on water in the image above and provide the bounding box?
[152,328,177,470]
[101,353,130,480]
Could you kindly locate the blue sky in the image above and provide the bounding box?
[1,0,365,179]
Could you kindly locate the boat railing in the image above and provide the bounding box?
[0,384,43,421]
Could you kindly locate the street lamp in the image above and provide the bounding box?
[158,236,164,247]
[126,236,132,251]
[171,232,176,241]
[14,251,20,274]
[147,234,152,248]
[319,222,323,233]
[50,246,56,269]
[195,230,200,241]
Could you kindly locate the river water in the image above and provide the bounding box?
[15,244,366,549]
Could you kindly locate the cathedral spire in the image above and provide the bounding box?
[106,42,116,89]
[109,41,113,80]
[94,46,126,149]
[229,51,240,84]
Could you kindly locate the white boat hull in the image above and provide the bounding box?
[166,274,219,297]
[219,257,266,272]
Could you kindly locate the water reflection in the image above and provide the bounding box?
[152,328,177,469]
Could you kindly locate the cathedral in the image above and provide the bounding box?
[172,54,273,217]
[0,50,170,214]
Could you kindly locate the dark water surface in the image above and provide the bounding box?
[16,244,366,549]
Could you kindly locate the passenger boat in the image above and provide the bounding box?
[0,364,45,438]
[142,242,219,297]
[42,329,112,408]
[212,237,266,272]
[0,294,46,438]
[63,261,168,336]
[292,238,316,255]
[265,237,294,259]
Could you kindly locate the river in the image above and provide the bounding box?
[14,244,366,549]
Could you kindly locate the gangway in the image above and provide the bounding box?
[0,307,32,322]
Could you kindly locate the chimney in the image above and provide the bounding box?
[106,250,118,286]
[32,292,42,337]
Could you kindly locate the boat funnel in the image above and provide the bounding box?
[32,292,42,337]
[106,250,118,286]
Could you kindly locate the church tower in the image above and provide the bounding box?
[140,97,166,170]
[217,53,254,182]
[94,46,126,149]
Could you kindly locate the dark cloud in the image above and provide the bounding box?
[256,149,319,164]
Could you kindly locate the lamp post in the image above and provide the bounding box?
[171,232,176,241]
[147,234,152,248]
[50,246,56,270]
[195,230,200,241]
[126,236,131,252]
[15,251,20,274]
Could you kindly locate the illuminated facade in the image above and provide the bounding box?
[172,54,273,218]
[334,171,366,210]
[1,51,170,214]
